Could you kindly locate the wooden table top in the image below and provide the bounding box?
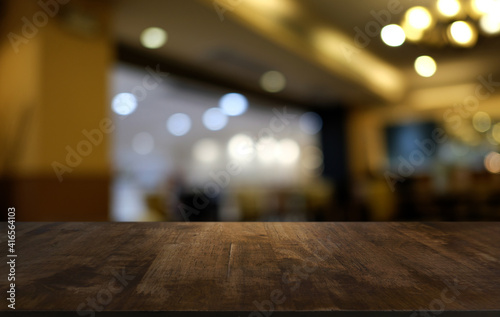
[1,222,500,316]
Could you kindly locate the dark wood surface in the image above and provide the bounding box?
[1,222,500,316]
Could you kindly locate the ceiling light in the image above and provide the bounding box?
[405,6,433,30]
[140,27,167,49]
[437,0,461,17]
[380,24,406,47]
[414,55,437,77]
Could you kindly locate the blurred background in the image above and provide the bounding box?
[1,0,500,222]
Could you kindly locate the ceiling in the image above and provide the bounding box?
[113,0,500,108]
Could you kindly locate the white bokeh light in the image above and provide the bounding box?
[256,137,278,164]
[275,139,300,165]
[380,24,406,47]
[132,132,155,155]
[112,93,137,116]
[219,93,248,116]
[203,108,228,131]
[166,113,191,136]
[228,134,255,162]
[193,139,220,163]
[299,112,323,135]
[140,27,168,49]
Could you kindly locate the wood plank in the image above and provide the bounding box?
[0,222,499,316]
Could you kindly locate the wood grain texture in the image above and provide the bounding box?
[1,222,499,315]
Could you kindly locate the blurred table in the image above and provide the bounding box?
[1,222,500,316]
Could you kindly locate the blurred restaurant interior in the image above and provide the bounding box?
[1,0,500,222]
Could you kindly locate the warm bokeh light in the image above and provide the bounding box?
[472,112,491,132]
[202,108,228,131]
[437,0,461,17]
[219,93,248,116]
[414,55,437,77]
[401,20,424,42]
[480,14,500,34]
[487,131,500,145]
[193,139,220,163]
[381,24,406,47]
[260,70,286,93]
[228,134,255,161]
[484,151,500,173]
[112,93,137,116]
[472,0,499,15]
[275,139,300,165]
[405,6,433,30]
[166,113,191,136]
[243,0,298,17]
[301,146,324,170]
[140,27,168,49]
[448,21,478,47]
[493,123,500,143]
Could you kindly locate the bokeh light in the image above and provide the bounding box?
[472,0,499,15]
[472,112,491,132]
[219,93,248,116]
[448,21,477,47]
[299,112,323,135]
[437,0,461,17]
[480,14,500,34]
[256,137,278,164]
[260,71,286,93]
[301,146,324,170]
[492,123,500,143]
[166,113,191,136]
[484,151,500,173]
[132,132,155,155]
[414,55,437,77]
[112,93,137,116]
[275,139,300,165]
[405,7,433,30]
[381,24,406,47]
[203,108,228,131]
[193,139,220,163]
[140,27,168,49]
[228,134,255,161]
